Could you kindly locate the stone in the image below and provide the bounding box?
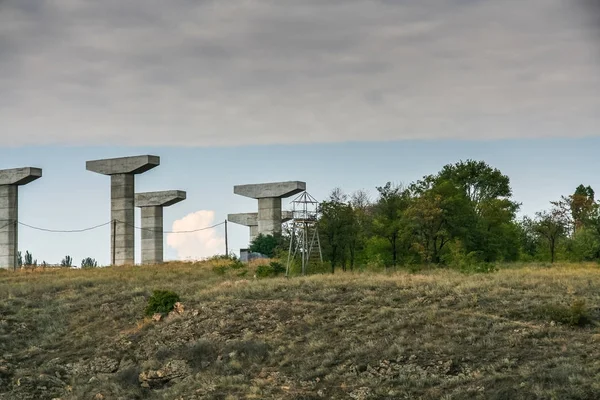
[138,360,190,388]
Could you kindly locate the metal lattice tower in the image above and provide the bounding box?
[286,191,323,276]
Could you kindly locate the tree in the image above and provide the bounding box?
[249,233,284,258]
[23,251,37,267]
[571,185,595,231]
[517,217,540,259]
[318,189,357,272]
[348,190,372,268]
[372,182,411,267]
[434,160,520,262]
[533,206,569,263]
[406,179,476,264]
[437,159,512,212]
[61,255,73,267]
[81,257,98,268]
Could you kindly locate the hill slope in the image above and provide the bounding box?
[1,262,600,399]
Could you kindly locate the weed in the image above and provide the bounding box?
[539,299,593,327]
[144,289,180,316]
[255,261,286,278]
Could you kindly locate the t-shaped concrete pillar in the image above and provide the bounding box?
[135,190,186,265]
[233,181,305,237]
[228,211,293,244]
[86,155,160,265]
[0,168,42,270]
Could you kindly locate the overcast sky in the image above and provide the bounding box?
[1,0,599,147]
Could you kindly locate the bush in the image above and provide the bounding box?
[540,299,592,327]
[60,255,73,267]
[256,261,286,278]
[249,233,284,258]
[212,259,246,276]
[145,290,181,316]
[81,257,98,268]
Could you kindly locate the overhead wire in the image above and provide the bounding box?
[18,220,113,233]
[117,219,225,234]
[15,219,225,234]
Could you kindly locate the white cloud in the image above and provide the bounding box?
[166,210,225,261]
[0,0,599,147]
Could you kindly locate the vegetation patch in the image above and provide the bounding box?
[537,299,593,327]
[144,290,181,316]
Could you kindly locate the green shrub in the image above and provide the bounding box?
[81,257,98,268]
[256,261,286,278]
[60,255,73,267]
[540,299,592,327]
[145,290,181,316]
[249,233,285,258]
[212,259,246,276]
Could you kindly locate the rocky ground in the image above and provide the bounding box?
[1,261,600,399]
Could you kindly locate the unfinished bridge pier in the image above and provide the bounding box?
[233,181,306,238]
[86,155,160,265]
[227,211,293,244]
[135,190,186,264]
[0,168,42,270]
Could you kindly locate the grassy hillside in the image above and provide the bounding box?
[1,261,600,400]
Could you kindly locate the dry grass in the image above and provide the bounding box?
[1,262,600,399]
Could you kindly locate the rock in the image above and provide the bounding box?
[349,387,372,400]
[173,302,185,314]
[139,360,191,388]
[89,357,120,374]
[152,313,162,322]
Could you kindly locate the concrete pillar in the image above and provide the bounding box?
[228,211,294,244]
[258,197,282,236]
[135,190,186,264]
[233,182,305,238]
[0,168,42,270]
[87,155,160,265]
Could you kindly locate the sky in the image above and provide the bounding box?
[0,0,599,265]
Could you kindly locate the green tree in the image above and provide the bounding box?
[437,159,512,212]
[249,233,284,258]
[23,251,37,267]
[372,182,411,267]
[570,228,600,261]
[318,189,357,272]
[435,160,520,262]
[571,185,595,231]
[349,189,372,268]
[61,255,73,267]
[81,257,98,268]
[406,179,476,264]
[534,206,569,263]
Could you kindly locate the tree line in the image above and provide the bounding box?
[251,159,600,273]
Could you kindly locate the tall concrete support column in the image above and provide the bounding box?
[228,211,294,244]
[0,168,42,270]
[135,190,186,264]
[233,181,305,238]
[87,155,160,265]
[258,197,282,237]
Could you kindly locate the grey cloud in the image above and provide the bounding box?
[0,0,598,147]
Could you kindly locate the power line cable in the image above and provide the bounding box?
[18,220,113,233]
[0,220,15,230]
[116,219,225,234]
